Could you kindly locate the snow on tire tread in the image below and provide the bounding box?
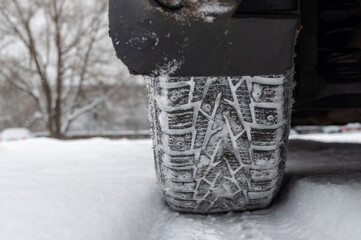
[148,75,294,213]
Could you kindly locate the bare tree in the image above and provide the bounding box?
[0,0,126,138]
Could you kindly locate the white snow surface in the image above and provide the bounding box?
[290,131,361,143]
[1,134,361,240]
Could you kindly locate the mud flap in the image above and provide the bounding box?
[109,0,300,77]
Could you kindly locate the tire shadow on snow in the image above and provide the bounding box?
[271,139,361,208]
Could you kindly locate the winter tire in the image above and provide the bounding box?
[148,74,294,213]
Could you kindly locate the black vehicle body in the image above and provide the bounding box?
[109,0,361,124]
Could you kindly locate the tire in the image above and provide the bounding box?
[147,75,294,213]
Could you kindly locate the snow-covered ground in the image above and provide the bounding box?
[1,133,361,240]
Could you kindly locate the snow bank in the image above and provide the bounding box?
[290,131,361,143]
[0,135,361,240]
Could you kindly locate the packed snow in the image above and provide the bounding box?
[1,133,361,240]
[290,131,361,144]
[156,0,235,23]
[196,1,235,23]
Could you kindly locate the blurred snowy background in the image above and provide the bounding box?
[0,0,150,139]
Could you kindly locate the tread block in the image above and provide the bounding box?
[254,107,279,125]
[235,81,253,123]
[250,168,278,182]
[233,191,247,205]
[208,198,230,212]
[251,180,277,192]
[196,180,211,197]
[164,167,194,182]
[240,150,252,164]
[165,180,196,192]
[253,149,281,166]
[194,112,208,149]
[211,198,226,209]
[166,196,198,208]
[195,154,211,177]
[167,109,194,129]
[252,83,283,103]
[192,77,208,102]
[223,197,243,210]
[200,79,228,114]
[248,189,275,200]
[225,107,244,135]
[236,132,250,150]
[214,178,239,195]
[251,128,278,146]
[205,161,232,183]
[234,169,249,189]
[161,153,196,167]
[222,149,241,171]
[205,191,218,203]
[167,133,193,152]
[163,86,190,107]
[165,191,194,200]
[197,200,211,212]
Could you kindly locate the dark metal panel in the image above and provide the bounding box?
[295,0,320,98]
[109,0,300,77]
[237,0,299,13]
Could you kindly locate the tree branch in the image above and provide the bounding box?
[61,82,124,133]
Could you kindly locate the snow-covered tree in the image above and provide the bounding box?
[0,0,128,138]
